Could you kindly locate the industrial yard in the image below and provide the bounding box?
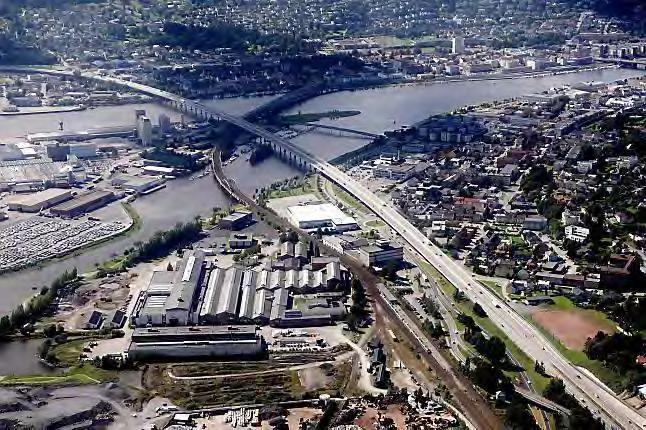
[0,214,129,272]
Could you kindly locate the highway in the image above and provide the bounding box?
[3,65,644,429]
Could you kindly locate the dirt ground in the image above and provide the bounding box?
[298,366,330,391]
[354,404,407,429]
[532,309,612,351]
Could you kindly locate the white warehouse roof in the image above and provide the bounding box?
[287,203,357,230]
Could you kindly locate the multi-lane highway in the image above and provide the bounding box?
[3,65,644,429]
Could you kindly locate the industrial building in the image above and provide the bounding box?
[219,211,253,230]
[198,261,345,327]
[50,189,115,218]
[287,203,358,232]
[133,251,206,327]
[7,188,72,212]
[111,174,165,194]
[127,325,266,361]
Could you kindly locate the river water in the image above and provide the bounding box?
[0,67,642,359]
[283,68,645,160]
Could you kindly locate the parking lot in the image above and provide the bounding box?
[0,216,128,271]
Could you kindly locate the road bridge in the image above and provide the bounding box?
[300,123,380,139]
[594,57,646,69]
[515,386,572,416]
[2,65,643,430]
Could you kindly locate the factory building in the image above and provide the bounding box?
[133,251,206,327]
[7,188,72,212]
[133,246,347,330]
[50,189,115,218]
[287,203,358,232]
[127,325,266,361]
[198,260,345,326]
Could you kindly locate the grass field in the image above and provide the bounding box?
[0,374,96,386]
[365,219,385,228]
[550,296,617,330]
[479,279,504,299]
[529,298,625,391]
[266,177,314,200]
[51,338,95,366]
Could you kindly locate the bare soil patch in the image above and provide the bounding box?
[532,309,613,351]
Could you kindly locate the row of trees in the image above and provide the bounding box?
[346,278,368,329]
[543,378,605,430]
[0,268,78,338]
[150,22,307,54]
[118,220,202,269]
[584,331,646,391]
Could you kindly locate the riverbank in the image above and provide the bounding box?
[0,105,85,116]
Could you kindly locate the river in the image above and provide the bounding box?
[0,68,643,316]
[282,68,645,160]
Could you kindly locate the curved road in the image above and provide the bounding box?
[2,65,643,430]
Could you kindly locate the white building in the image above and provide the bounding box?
[565,225,590,243]
[287,203,358,232]
[137,115,153,146]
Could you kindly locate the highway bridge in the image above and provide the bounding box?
[291,123,380,139]
[2,65,644,430]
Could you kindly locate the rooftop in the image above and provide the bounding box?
[288,203,357,227]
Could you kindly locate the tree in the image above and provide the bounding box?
[383,260,399,281]
[534,361,546,375]
[0,315,11,336]
[482,336,507,364]
[43,324,57,338]
[473,302,487,318]
[505,397,538,430]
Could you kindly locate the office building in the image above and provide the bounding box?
[137,115,153,146]
[356,242,404,267]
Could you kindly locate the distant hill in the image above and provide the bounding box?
[562,0,645,33]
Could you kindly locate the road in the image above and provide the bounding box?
[3,65,643,429]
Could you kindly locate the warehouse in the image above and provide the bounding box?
[133,251,206,327]
[199,267,244,324]
[111,174,164,194]
[197,261,344,326]
[50,189,115,218]
[7,188,72,212]
[287,203,358,232]
[127,325,266,361]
